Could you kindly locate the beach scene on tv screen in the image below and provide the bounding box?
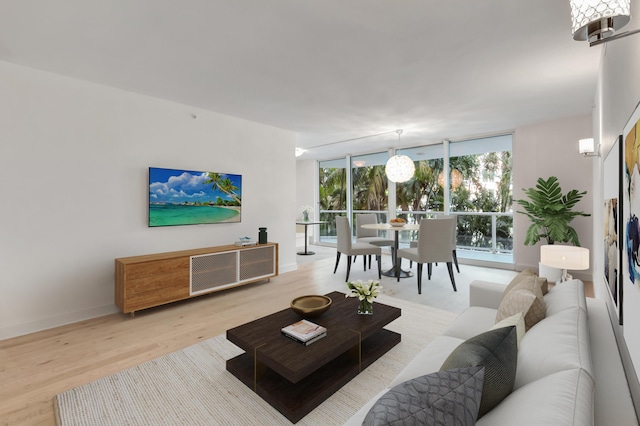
[149,167,242,227]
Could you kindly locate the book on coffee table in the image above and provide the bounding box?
[281,319,327,345]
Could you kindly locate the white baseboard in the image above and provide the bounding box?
[279,262,298,274]
[0,304,119,340]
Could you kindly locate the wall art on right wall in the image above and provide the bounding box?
[622,101,640,381]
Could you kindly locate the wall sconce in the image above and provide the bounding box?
[578,138,600,157]
[570,0,640,46]
[540,245,590,282]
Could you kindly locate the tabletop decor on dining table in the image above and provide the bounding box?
[346,279,382,315]
[389,217,406,227]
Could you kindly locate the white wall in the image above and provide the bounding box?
[512,114,594,277]
[0,61,298,339]
[295,159,318,245]
[296,160,317,220]
[593,0,640,413]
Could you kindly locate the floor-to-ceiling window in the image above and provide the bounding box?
[316,134,513,263]
[449,135,513,260]
[351,152,390,235]
[318,158,347,243]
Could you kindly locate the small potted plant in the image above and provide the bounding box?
[300,205,314,222]
[346,279,382,315]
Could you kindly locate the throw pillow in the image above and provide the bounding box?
[362,366,485,426]
[496,280,546,331]
[440,326,517,418]
[536,276,549,295]
[503,269,548,296]
[496,288,547,331]
[490,312,525,349]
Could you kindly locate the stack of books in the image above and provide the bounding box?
[281,319,327,346]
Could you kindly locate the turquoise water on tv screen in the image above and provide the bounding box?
[149,204,240,227]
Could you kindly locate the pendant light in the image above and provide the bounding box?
[385,129,415,183]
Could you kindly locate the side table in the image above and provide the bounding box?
[296,221,326,255]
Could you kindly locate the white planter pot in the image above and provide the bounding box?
[538,262,563,283]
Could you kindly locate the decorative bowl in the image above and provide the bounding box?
[290,295,332,318]
[389,222,405,227]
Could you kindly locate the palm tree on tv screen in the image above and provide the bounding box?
[204,173,241,205]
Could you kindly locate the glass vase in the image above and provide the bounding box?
[302,211,309,222]
[358,299,373,315]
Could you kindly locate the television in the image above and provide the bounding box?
[148,167,242,227]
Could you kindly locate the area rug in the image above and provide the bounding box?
[54,295,459,425]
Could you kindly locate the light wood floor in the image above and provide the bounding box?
[0,254,593,426]
[0,260,362,426]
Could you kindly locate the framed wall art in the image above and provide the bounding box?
[604,134,623,323]
[622,101,640,374]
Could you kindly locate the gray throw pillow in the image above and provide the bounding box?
[362,366,485,426]
[440,326,517,418]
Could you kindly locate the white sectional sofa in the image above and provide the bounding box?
[345,275,638,425]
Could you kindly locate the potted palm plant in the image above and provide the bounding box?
[515,176,590,246]
[515,176,590,280]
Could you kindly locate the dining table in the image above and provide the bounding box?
[361,222,420,278]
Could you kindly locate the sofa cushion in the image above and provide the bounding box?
[515,306,594,389]
[476,369,595,426]
[391,336,465,387]
[444,307,498,340]
[441,326,517,418]
[362,367,485,426]
[544,279,587,316]
[490,312,525,349]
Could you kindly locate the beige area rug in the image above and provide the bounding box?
[54,295,459,426]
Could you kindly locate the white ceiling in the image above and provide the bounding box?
[0,0,601,159]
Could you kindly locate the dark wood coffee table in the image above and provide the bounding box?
[226,291,401,423]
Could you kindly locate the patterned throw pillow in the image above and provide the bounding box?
[362,366,485,426]
[503,269,548,296]
[496,280,546,331]
[440,326,517,418]
[490,312,525,348]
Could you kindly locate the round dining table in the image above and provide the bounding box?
[361,223,420,278]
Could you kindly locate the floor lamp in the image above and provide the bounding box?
[540,245,590,283]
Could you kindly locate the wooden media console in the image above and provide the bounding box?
[115,243,278,316]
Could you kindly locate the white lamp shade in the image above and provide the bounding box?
[385,155,415,183]
[579,138,595,154]
[540,245,590,270]
[570,0,631,41]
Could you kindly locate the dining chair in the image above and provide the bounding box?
[355,213,394,269]
[409,214,459,273]
[334,216,382,282]
[396,217,457,294]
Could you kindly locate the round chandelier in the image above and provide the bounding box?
[385,130,415,183]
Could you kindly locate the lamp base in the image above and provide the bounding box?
[539,262,563,283]
[560,270,573,283]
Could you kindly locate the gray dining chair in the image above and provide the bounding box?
[396,217,457,294]
[409,214,459,273]
[355,213,395,269]
[334,216,382,282]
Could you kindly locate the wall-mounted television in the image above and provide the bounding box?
[148,167,242,227]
